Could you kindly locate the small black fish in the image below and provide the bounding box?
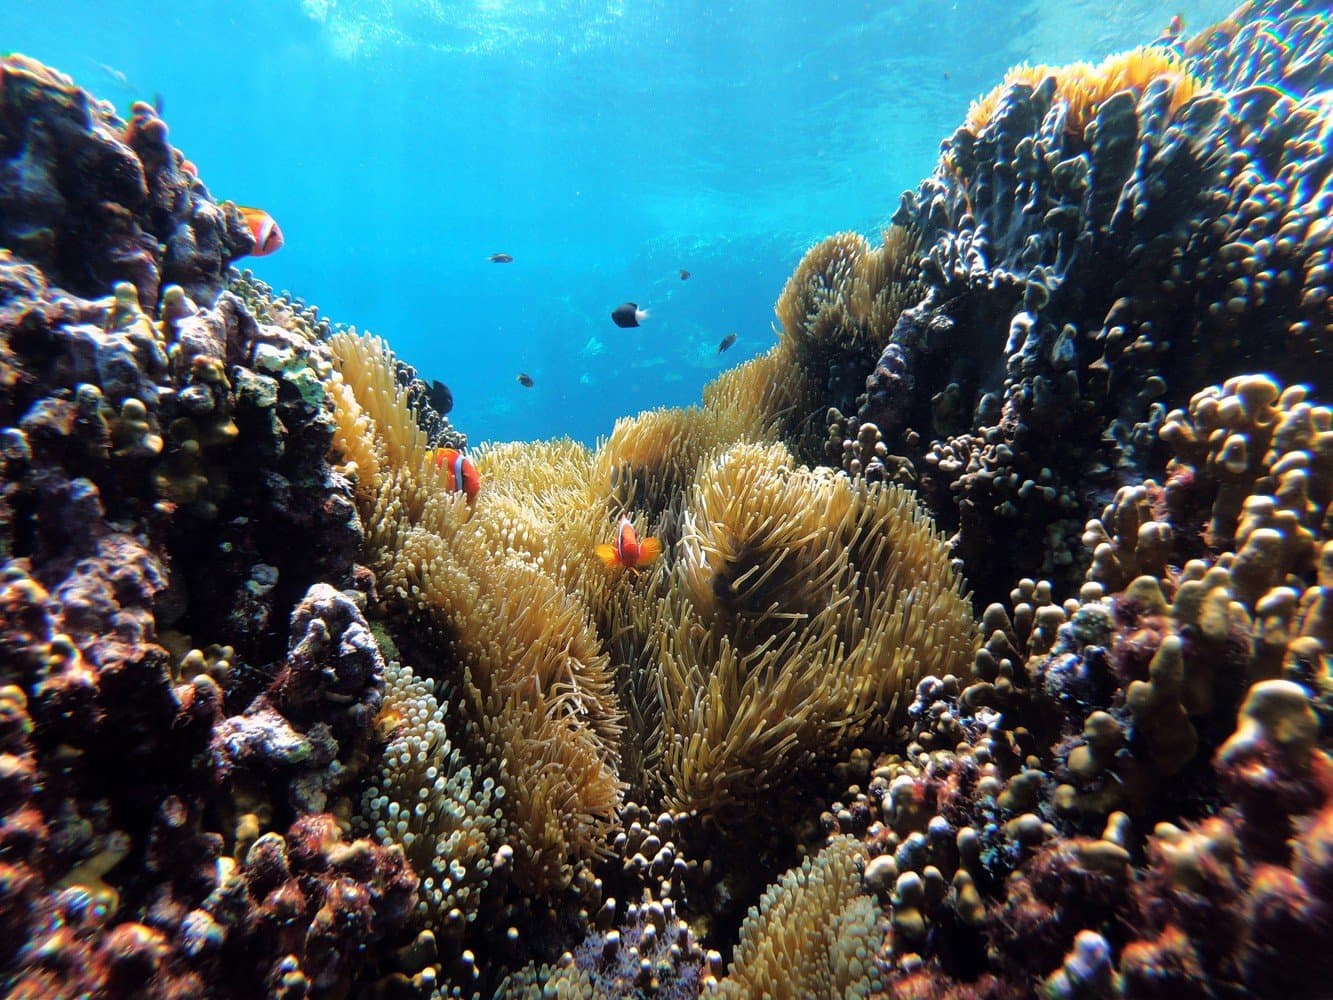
[489,252,514,263]
[426,379,453,415]
[717,332,738,353]
[611,302,649,328]
[516,372,534,388]
[679,269,691,280]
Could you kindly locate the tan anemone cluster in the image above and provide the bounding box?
[702,342,808,444]
[328,333,625,895]
[329,329,976,895]
[642,442,977,814]
[965,45,1209,138]
[590,342,808,520]
[579,228,923,524]
[775,225,921,366]
[719,836,881,999]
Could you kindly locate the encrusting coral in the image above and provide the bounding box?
[0,66,422,993]
[0,55,250,307]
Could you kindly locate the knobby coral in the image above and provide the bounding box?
[964,45,1207,138]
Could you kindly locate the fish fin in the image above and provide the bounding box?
[637,537,662,565]
[594,544,620,568]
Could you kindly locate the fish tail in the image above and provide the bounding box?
[637,537,663,565]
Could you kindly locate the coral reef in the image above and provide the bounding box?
[836,0,1333,605]
[0,63,413,995]
[3,1,1333,997]
[325,328,977,984]
[0,55,251,307]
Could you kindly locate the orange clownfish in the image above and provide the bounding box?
[238,205,284,257]
[431,447,481,504]
[595,515,661,570]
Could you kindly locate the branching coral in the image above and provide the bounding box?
[850,0,1333,612]
[1080,374,1333,729]
[225,269,333,346]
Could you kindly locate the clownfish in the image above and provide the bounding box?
[431,447,481,504]
[595,515,661,570]
[237,206,284,257]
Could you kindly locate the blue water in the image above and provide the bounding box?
[4,0,1233,445]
